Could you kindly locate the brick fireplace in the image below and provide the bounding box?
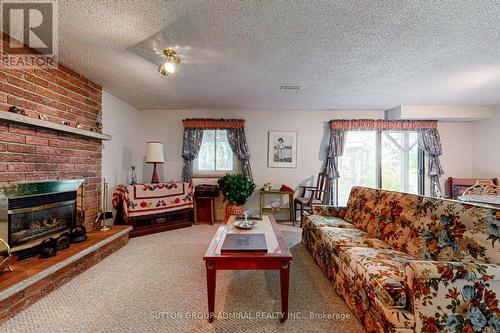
[0,32,103,231]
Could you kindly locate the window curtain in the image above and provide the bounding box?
[324,129,346,204]
[182,118,253,181]
[181,128,204,182]
[417,128,444,197]
[325,119,443,201]
[227,128,253,180]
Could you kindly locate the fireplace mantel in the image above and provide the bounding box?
[0,111,111,141]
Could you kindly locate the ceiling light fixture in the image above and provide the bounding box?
[158,49,181,76]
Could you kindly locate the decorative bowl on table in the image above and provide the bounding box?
[234,220,257,229]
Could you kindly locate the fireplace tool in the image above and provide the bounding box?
[95,180,112,232]
[0,238,18,274]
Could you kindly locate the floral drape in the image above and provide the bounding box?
[181,118,253,181]
[227,128,253,180]
[324,129,346,204]
[181,128,204,182]
[418,128,444,197]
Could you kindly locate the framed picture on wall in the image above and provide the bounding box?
[268,131,298,168]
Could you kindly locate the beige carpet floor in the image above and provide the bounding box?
[0,223,365,333]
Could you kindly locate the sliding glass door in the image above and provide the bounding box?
[336,131,423,206]
[337,131,377,206]
[381,131,419,194]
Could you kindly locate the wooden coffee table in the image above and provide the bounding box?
[203,215,293,323]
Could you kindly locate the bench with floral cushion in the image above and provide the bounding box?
[302,186,500,333]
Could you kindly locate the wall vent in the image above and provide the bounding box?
[280,85,302,91]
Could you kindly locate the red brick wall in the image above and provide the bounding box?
[0,33,103,230]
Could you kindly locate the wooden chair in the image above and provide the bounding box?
[294,172,327,226]
[447,177,499,199]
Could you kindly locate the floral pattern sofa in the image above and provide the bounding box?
[302,186,500,333]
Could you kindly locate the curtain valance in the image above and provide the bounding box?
[329,119,437,131]
[182,118,245,129]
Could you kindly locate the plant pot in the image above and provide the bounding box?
[225,204,244,218]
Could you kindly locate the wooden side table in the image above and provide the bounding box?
[259,189,295,225]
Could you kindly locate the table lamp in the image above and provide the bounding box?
[146,141,165,183]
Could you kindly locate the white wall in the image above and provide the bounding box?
[102,91,141,210]
[435,121,474,195]
[136,109,473,214]
[471,106,500,178]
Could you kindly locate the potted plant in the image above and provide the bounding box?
[217,173,256,218]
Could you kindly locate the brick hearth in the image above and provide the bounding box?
[0,226,132,324]
[0,32,103,230]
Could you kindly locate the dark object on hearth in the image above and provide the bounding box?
[40,238,57,258]
[70,226,87,243]
[280,184,294,192]
[8,106,25,115]
[195,184,219,197]
[56,234,70,251]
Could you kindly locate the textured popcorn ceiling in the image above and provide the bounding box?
[56,1,500,110]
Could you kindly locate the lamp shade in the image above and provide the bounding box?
[146,141,165,163]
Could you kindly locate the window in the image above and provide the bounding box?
[194,130,235,176]
[336,131,424,205]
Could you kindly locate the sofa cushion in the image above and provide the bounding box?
[408,198,500,264]
[312,205,347,218]
[306,214,357,229]
[344,187,423,252]
[319,227,393,253]
[344,186,380,231]
[338,247,417,308]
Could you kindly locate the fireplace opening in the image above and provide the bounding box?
[8,192,77,249]
[0,180,85,259]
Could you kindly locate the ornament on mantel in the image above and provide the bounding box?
[95,122,103,133]
[8,106,25,115]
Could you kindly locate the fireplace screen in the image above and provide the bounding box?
[9,202,75,248]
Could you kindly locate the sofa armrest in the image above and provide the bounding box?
[311,205,347,218]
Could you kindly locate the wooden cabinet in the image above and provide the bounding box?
[194,197,215,224]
